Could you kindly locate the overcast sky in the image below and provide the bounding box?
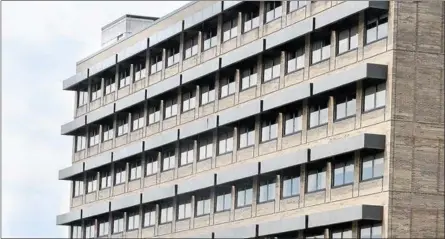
[1,1,189,237]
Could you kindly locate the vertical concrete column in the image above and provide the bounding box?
[197,31,203,64]
[329,29,337,70]
[230,185,236,221]
[277,113,284,151]
[353,150,361,197]
[301,99,309,143]
[305,1,312,16]
[177,88,182,125]
[258,1,265,37]
[299,164,306,207]
[234,69,240,103]
[107,211,113,238]
[154,204,160,235]
[212,129,218,168]
[112,112,118,148]
[209,187,215,225]
[82,172,87,204]
[190,195,196,228]
[192,139,198,173]
[161,48,167,79]
[357,11,365,61]
[138,200,144,238]
[279,51,286,88]
[352,221,359,238]
[253,114,261,157]
[252,176,259,217]
[159,100,165,126]
[129,63,134,93]
[87,79,92,112]
[179,32,185,72]
[325,160,332,202]
[172,196,178,232]
[355,80,363,129]
[71,137,77,162]
[146,47,151,77]
[141,154,146,187]
[94,218,99,238]
[195,85,200,119]
[115,64,120,94]
[281,1,287,26]
[98,125,103,152]
[72,90,78,115]
[236,12,243,46]
[95,171,100,199]
[274,174,281,212]
[174,141,180,179]
[125,162,130,192]
[156,151,162,184]
[304,34,311,80]
[100,77,105,106]
[110,163,115,195]
[143,100,148,137]
[327,96,335,136]
[324,228,330,239]
[128,112,132,142]
[122,211,128,237]
[214,72,221,110]
[216,14,223,54]
[233,127,239,162]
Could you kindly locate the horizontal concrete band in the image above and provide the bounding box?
[57,133,385,223]
[307,204,383,228]
[61,0,381,91]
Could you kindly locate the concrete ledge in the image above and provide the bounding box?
[266,17,313,50]
[261,148,308,174]
[84,151,112,171]
[312,63,388,95]
[218,99,261,126]
[177,172,214,195]
[223,0,241,10]
[87,103,115,124]
[214,223,256,238]
[307,204,383,228]
[111,193,140,211]
[310,133,385,162]
[182,57,220,84]
[63,71,88,91]
[217,161,258,185]
[115,89,146,112]
[59,162,84,180]
[142,185,175,204]
[221,39,263,68]
[83,201,109,219]
[262,82,311,111]
[184,2,221,30]
[113,141,144,162]
[258,215,306,236]
[61,115,86,135]
[144,129,178,151]
[56,209,81,225]
[180,115,217,139]
[147,74,181,98]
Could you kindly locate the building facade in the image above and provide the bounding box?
[57,1,445,238]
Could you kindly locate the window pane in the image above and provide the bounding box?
[237,190,245,207]
[283,179,292,197]
[285,118,293,135]
[332,232,342,239]
[334,165,344,186]
[350,26,358,49]
[338,29,349,54]
[307,173,317,192]
[366,24,377,44]
[216,195,224,211]
[343,229,352,239]
[362,158,373,180]
[378,21,388,40]
[318,171,326,189]
[372,225,382,238]
[361,227,371,239]
[259,185,268,202]
[319,107,328,125]
[268,183,275,200]
[287,58,296,73]
[245,188,252,205]
[364,86,376,111]
[373,156,384,178]
[264,68,272,82]
[292,177,300,195]
[272,64,280,79]
[322,44,331,60]
[336,101,346,120]
[376,83,386,108]
[344,163,354,184]
[309,110,319,128]
[347,98,357,116]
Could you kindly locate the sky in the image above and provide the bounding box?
[1,1,189,237]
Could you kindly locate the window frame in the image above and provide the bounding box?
[76,135,86,152]
[243,11,259,33]
[162,150,176,171]
[365,13,388,45]
[286,47,305,74]
[118,68,131,89]
[184,35,199,59]
[164,98,178,119]
[215,190,232,212]
[77,91,88,107]
[126,211,140,231]
[145,156,158,176]
[311,37,331,65]
[117,118,129,136]
[143,207,156,228]
[198,136,213,161]
[151,54,163,74]
[104,78,116,95]
[73,180,84,197]
[100,170,112,189]
[223,17,238,42]
[361,152,384,181]
[265,1,283,23]
[148,104,161,125]
[236,183,253,208]
[90,82,101,102]
[200,84,215,105]
[261,116,278,142]
[129,161,142,181]
[182,90,196,112]
[309,100,329,129]
[86,175,97,193]
[131,109,145,131]
[218,130,234,155]
[114,166,126,185]
[112,214,124,234]
[332,159,355,187]
[360,223,382,239]
[177,200,192,220]
[166,47,180,67]
[258,178,276,203]
[98,219,109,237]
[160,203,174,224]
[288,1,307,13]
[335,91,357,121]
[195,195,211,217]
[84,222,96,239]
[203,27,217,51]
[102,124,114,142]
[180,142,194,166]
[306,165,327,193]
[363,82,386,112]
[220,76,236,99]
[281,170,301,198]
[241,65,258,91]
[134,62,146,82]
[284,109,303,136]
[337,25,358,55]
[239,124,255,149]
[263,55,281,83]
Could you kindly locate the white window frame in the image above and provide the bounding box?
[132,110,145,131]
[86,175,97,193]
[100,171,112,189]
[160,204,173,224]
[77,91,88,107]
[104,78,116,95]
[241,66,258,90]
[119,68,131,89]
[220,76,235,98]
[309,102,328,128]
[167,47,180,67]
[164,98,178,119]
[76,135,86,151]
[261,118,278,142]
[98,220,109,236]
[117,118,128,136]
[282,173,300,198]
[286,47,305,73]
[366,13,388,44]
[198,136,213,161]
[338,25,358,55]
[114,166,126,185]
[223,18,238,42]
[236,184,253,207]
[203,28,217,51]
[363,83,386,112]
[151,55,163,74]
[265,1,282,23]
[90,83,101,102]
[216,191,232,212]
[177,201,192,220]
[143,208,156,227]
[239,125,255,148]
[195,196,211,216]
[184,36,198,59]
[263,56,281,82]
[148,104,161,124]
[73,180,84,197]
[180,142,194,166]
[134,63,146,82]
[112,215,124,234]
[258,179,276,203]
[311,38,331,64]
[129,161,142,181]
[288,1,307,13]
[243,11,259,33]
[126,211,140,231]
[307,166,326,192]
[162,150,175,171]
[182,91,196,112]
[200,84,215,105]
[102,124,114,142]
[145,156,158,176]
[89,128,100,147]
[218,131,233,155]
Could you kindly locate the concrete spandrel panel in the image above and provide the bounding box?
[115,89,146,112]
[266,17,313,50]
[113,141,143,162]
[179,115,217,139]
[258,215,306,236]
[87,103,114,124]
[221,39,263,68]
[217,161,258,185]
[261,149,308,174]
[61,115,86,135]
[308,204,383,228]
[56,210,81,225]
[262,82,311,111]
[177,172,214,194]
[142,185,175,203]
[84,151,112,171]
[182,57,219,84]
[146,74,180,98]
[218,99,261,126]
[59,162,84,180]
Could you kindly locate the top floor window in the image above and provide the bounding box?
[243,11,259,33]
[77,91,88,107]
[167,47,180,67]
[311,36,331,64]
[91,83,101,102]
[203,27,217,51]
[119,68,131,89]
[151,54,163,74]
[366,13,388,44]
[134,62,146,82]
[288,1,307,12]
[223,18,238,42]
[184,36,198,59]
[104,78,116,95]
[338,25,358,54]
[265,1,282,23]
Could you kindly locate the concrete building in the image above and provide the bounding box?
[57,1,444,238]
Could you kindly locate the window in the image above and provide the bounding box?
[145,156,158,176]
[148,104,161,124]
[76,136,86,152]
[364,83,386,111]
[265,1,282,23]
[216,190,232,212]
[162,150,175,171]
[182,91,196,112]
[195,196,211,216]
[91,83,101,101]
[287,48,305,74]
[117,118,129,136]
[86,175,97,193]
[73,180,84,197]
[103,124,114,142]
[143,208,156,227]
[104,78,116,95]
[239,124,255,148]
[126,211,140,231]
[220,76,235,98]
[200,84,215,105]
[98,220,109,236]
[119,68,130,89]
[114,166,126,185]
[333,159,354,187]
[335,92,356,120]
[338,26,358,54]
[366,13,388,44]
[282,172,300,198]
[332,228,352,239]
[177,200,191,220]
[263,56,281,82]
[160,204,173,223]
[129,161,142,180]
[112,215,124,234]
[85,222,95,238]
[89,128,100,147]
[288,1,307,12]
[71,225,82,239]
[360,223,382,239]
[284,109,302,135]
[77,91,88,107]
[134,62,146,82]
[307,166,326,192]
[151,55,163,74]
[100,171,112,189]
[199,136,213,160]
[241,66,258,90]
[236,183,253,207]
[164,98,178,119]
[309,100,328,128]
[180,142,194,166]
[167,47,180,67]
[261,117,278,142]
[311,37,331,64]
[218,131,233,155]
[258,178,275,203]
[223,18,238,42]
[203,27,217,50]
[243,11,259,32]
[132,110,145,131]
[361,153,384,181]
[184,36,198,59]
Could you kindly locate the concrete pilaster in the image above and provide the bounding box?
[301,99,309,143]
[304,34,311,80]
[129,63,134,93]
[236,12,242,46]
[216,14,223,54]
[329,29,337,70]
[327,96,335,136]
[234,69,240,103]
[357,11,365,61]
[277,112,284,151]
[279,51,286,88]
[299,164,306,207]
[253,114,261,157]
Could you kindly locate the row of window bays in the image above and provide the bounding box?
[70,149,384,238]
[75,6,389,109]
[74,73,387,152]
